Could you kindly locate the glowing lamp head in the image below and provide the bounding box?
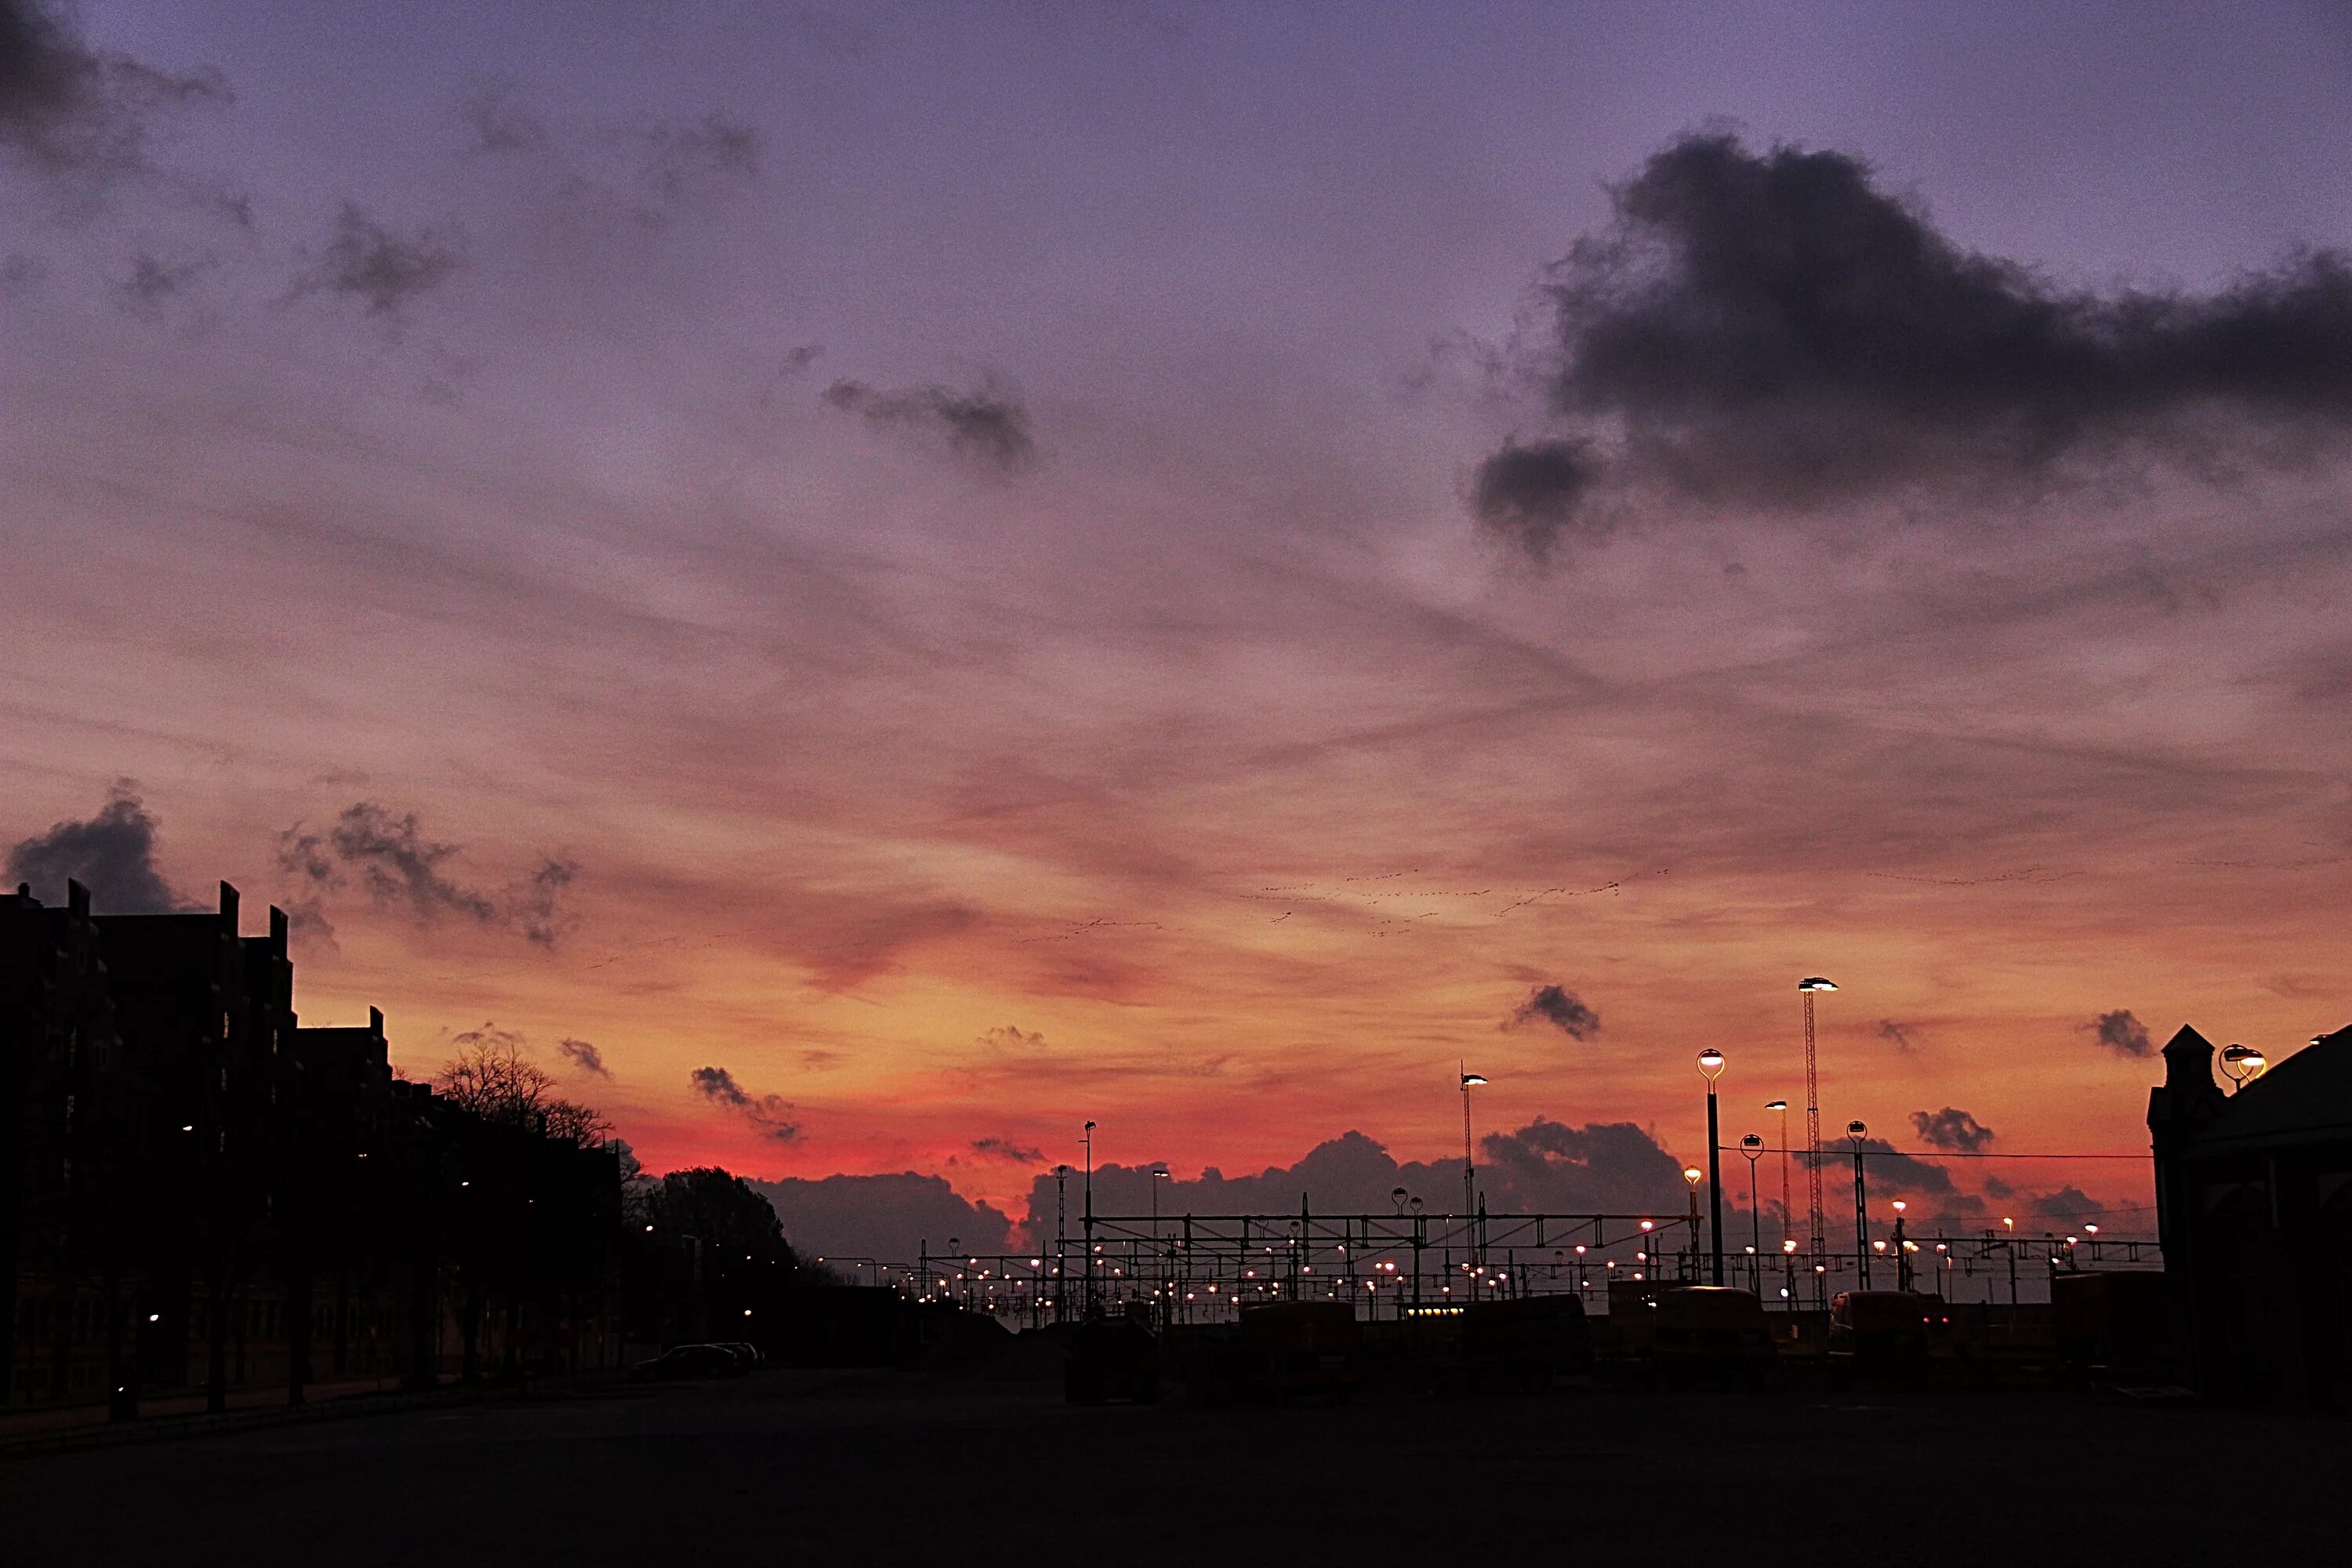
[1783,1240,1798,1254]
[1892,1200,1907,1214]
[1461,1072,1488,1087]
[1682,1166,1704,1187]
[1798,977,1838,993]
[1764,1099,1788,1112]
[1697,1047,1726,1080]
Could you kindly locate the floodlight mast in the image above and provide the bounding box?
[1798,977,1838,1306]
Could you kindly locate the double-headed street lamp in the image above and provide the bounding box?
[1697,1047,1726,1284]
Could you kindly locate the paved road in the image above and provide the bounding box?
[1,1369,2342,1565]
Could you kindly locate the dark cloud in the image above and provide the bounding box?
[977,1024,1047,1051]
[1506,983,1600,1041]
[1834,1136,1957,1197]
[1876,1018,1919,1052]
[2087,1008,2154,1058]
[822,379,1036,471]
[6,781,184,913]
[1482,130,2352,549]
[1910,1105,1994,1153]
[457,78,544,155]
[285,201,462,319]
[690,1065,800,1145]
[273,803,575,947]
[969,1136,1045,1165]
[113,249,209,318]
[1470,437,1602,559]
[751,1171,1016,1266]
[0,0,230,183]
[639,111,760,198]
[557,1036,609,1078]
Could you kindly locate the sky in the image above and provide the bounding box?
[5,0,2350,1257]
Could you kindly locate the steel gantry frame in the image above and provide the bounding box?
[903,1217,2160,1322]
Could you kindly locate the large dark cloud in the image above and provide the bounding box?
[274,802,576,946]
[1476,131,2352,553]
[6,781,185,913]
[0,0,229,183]
[1506,983,1600,1041]
[690,1065,800,1145]
[1029,1121,1688,1235]
[2086,1008,2154,1058]
[751,1172,1016,1267]
[822,378,1036,471]
[285,201,462,320]
[1910,1106,1994,1153]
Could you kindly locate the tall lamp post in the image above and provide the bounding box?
[1764,1099,1791,1254]
[1847,1120,1871,1289]
[1798,978,1838,1306]
[1740,1134,1766,1292]
[1082,1121,1097,1316]
[1681,1167,1704,1281]
[1459,1066,1487,1218]
[1697,1048,1726,1284]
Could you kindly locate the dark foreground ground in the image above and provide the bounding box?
[2,1368,2344,1566]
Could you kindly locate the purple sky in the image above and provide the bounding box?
[6,1,2350,1247]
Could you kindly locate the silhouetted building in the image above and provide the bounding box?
[3,878,628,1419]
[2149,1022,2352,1406]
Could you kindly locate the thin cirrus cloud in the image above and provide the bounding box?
[1474,131,2352,557]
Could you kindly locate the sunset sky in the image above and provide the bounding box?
[6,1,2350,1253]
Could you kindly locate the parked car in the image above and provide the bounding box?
[1647,1287,1774,1386]
[630,1343,748,1381]
[1828,1290,1948,1386]
[713,1340,766,1367]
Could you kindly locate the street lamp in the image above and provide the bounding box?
[1697,1048,1726,1286]
[1798,978,1838,1305]
[1682,1166,1704,1281]
[1846,1120,1870,1288]
[1740,1133,1766,1291]
[2220,1044,2267,1090]
[1460,1066,1488,1218]
[1763,1099,1791,1261]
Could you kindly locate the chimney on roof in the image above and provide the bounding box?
[369,1005,383,1036]
[219,880,239,931]
[270,904,288,953]
[67,879,88,918]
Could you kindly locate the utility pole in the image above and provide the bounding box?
[1848,1122,1870,1290]
[1698,1049,1726,1285]
[1082,1122,1096,1316]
